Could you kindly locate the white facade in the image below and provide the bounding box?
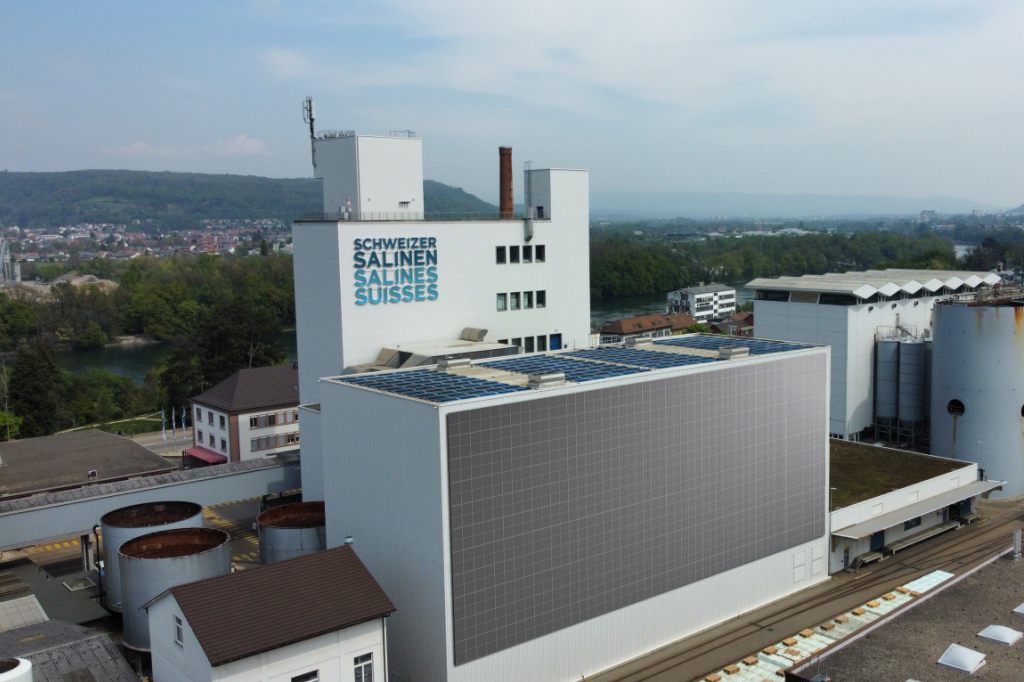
[293,168,592,403]
[667,284,736,322]
[317,344,830,682]
[931,302,1024,496]
[313,133,424,218]
[193,404,230,458]
[149,595,386,682]
[750,269,1000,439]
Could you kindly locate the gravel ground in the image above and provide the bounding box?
[817,555,1024,681]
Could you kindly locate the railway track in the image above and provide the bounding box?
[596,500,1024,682]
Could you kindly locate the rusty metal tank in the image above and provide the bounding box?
[119,527,230,652]
[100,501,203,612]
[257,501,326,564]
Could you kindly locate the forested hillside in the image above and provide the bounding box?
[0,171,495,229]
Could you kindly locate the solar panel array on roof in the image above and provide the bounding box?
[481,355,648,382]
[655,334,810,354]
[565,347,720,370]
[338,370,528,403]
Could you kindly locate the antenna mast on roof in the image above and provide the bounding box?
[302,97,316,140]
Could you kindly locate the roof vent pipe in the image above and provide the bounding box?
[499,147,514,219]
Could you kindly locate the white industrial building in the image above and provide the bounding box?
[317,335,830,681]
[748,269,1000,440]
[930,295,1024,497]
[293,118,592,500]
[666,283,736,322]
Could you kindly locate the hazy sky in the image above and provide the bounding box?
[3,1,1022,206]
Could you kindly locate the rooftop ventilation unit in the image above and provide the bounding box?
[460,327,488,342]
[528,372,566,389]
[437,358,472,372]
[718,346,750,360]
[977,624,1023,645]
[625,337,654,347]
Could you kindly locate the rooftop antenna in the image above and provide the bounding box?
[302,97,316,140]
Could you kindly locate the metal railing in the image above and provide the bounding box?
[294,211,526,223]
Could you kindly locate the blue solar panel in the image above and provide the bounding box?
[654,334,810,355]
[480,355,648,382]
[565,347,721,369]
[337,369,529,403]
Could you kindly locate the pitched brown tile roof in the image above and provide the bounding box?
[166,545,394,667]
[192,365,299,413]
[600,312,696,335]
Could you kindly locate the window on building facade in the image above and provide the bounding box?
[353,653,373,682]
[523,291,533,309]
[523,245,532,262]
[510,292,520,310]
[511,338,522,349]
[197,430,204,444]
[536,244,546,262]
[249,416,258,429]
[195,407,202,422]
[497,293,507,311]
[496,246,506,264]
[498,338,508,345]
[536,290,546,308]
[173,615,183,647]
[207,411,214,425]
[904,516,922,531]
[219,415,225,429]
[220,438,227,452]
[525,337,535,353]
[537,335,547,351]
[509,245,520,263]
[208,434,215,447]
[292,671,320,682]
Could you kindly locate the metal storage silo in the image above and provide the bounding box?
[897,340,926,424]
[100,501,203,612]
[0,658,32,682]
[931,302,1024,497]
[257,501,326,564]
[875,339,899,420]
[119,527,230,652]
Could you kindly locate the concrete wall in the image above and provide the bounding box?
[313,135,423,217]
[150,596,386,682]
[298,405,324,501]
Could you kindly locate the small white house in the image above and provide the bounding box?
[188,365,300,465]
[148,545,394,682]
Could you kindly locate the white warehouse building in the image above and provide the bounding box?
[748,269,1000,440]
[317,335,830,681]
[293,122,592,501]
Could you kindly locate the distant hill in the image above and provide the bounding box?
[0,170,495,230]
[591,190,997,220]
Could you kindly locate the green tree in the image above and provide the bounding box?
[9,342,65,437]
[0,412,22,441]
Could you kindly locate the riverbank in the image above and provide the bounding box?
[107,335,160,349]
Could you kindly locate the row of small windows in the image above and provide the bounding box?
[196,408,226,430]
[497,290,546,312]
[496,244,546,264]
[249,409,300,429]
[196,430,227,453]
[251,431,300,452]
[497,334,563,353]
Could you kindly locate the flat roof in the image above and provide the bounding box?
[328,334,817,405]
[0,430,176,499]
[675,283,735,294]
[0,620,137,681]
[747,268,1000,298]
[830,440,971,511]
[818,557,1024,681]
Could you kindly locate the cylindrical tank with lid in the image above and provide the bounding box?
[875,339,900,419]
[0,658,32,682]
[931,302,1024,497]
[898,340,926,423]
[119,527,231,652]
[257,501,326,564]
[100,501,203,612]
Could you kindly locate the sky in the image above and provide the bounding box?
[2,1,1023,207]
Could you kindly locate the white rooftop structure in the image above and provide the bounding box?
[937,643,986,673]
[750,268,1000,439]
[977,624,1022,645]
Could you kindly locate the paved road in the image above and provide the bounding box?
[593,497,1024,682]
[128,429,192,460]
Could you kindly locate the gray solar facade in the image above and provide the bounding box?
[446,352,827,664]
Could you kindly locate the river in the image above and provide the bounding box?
[56,332,299,384]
